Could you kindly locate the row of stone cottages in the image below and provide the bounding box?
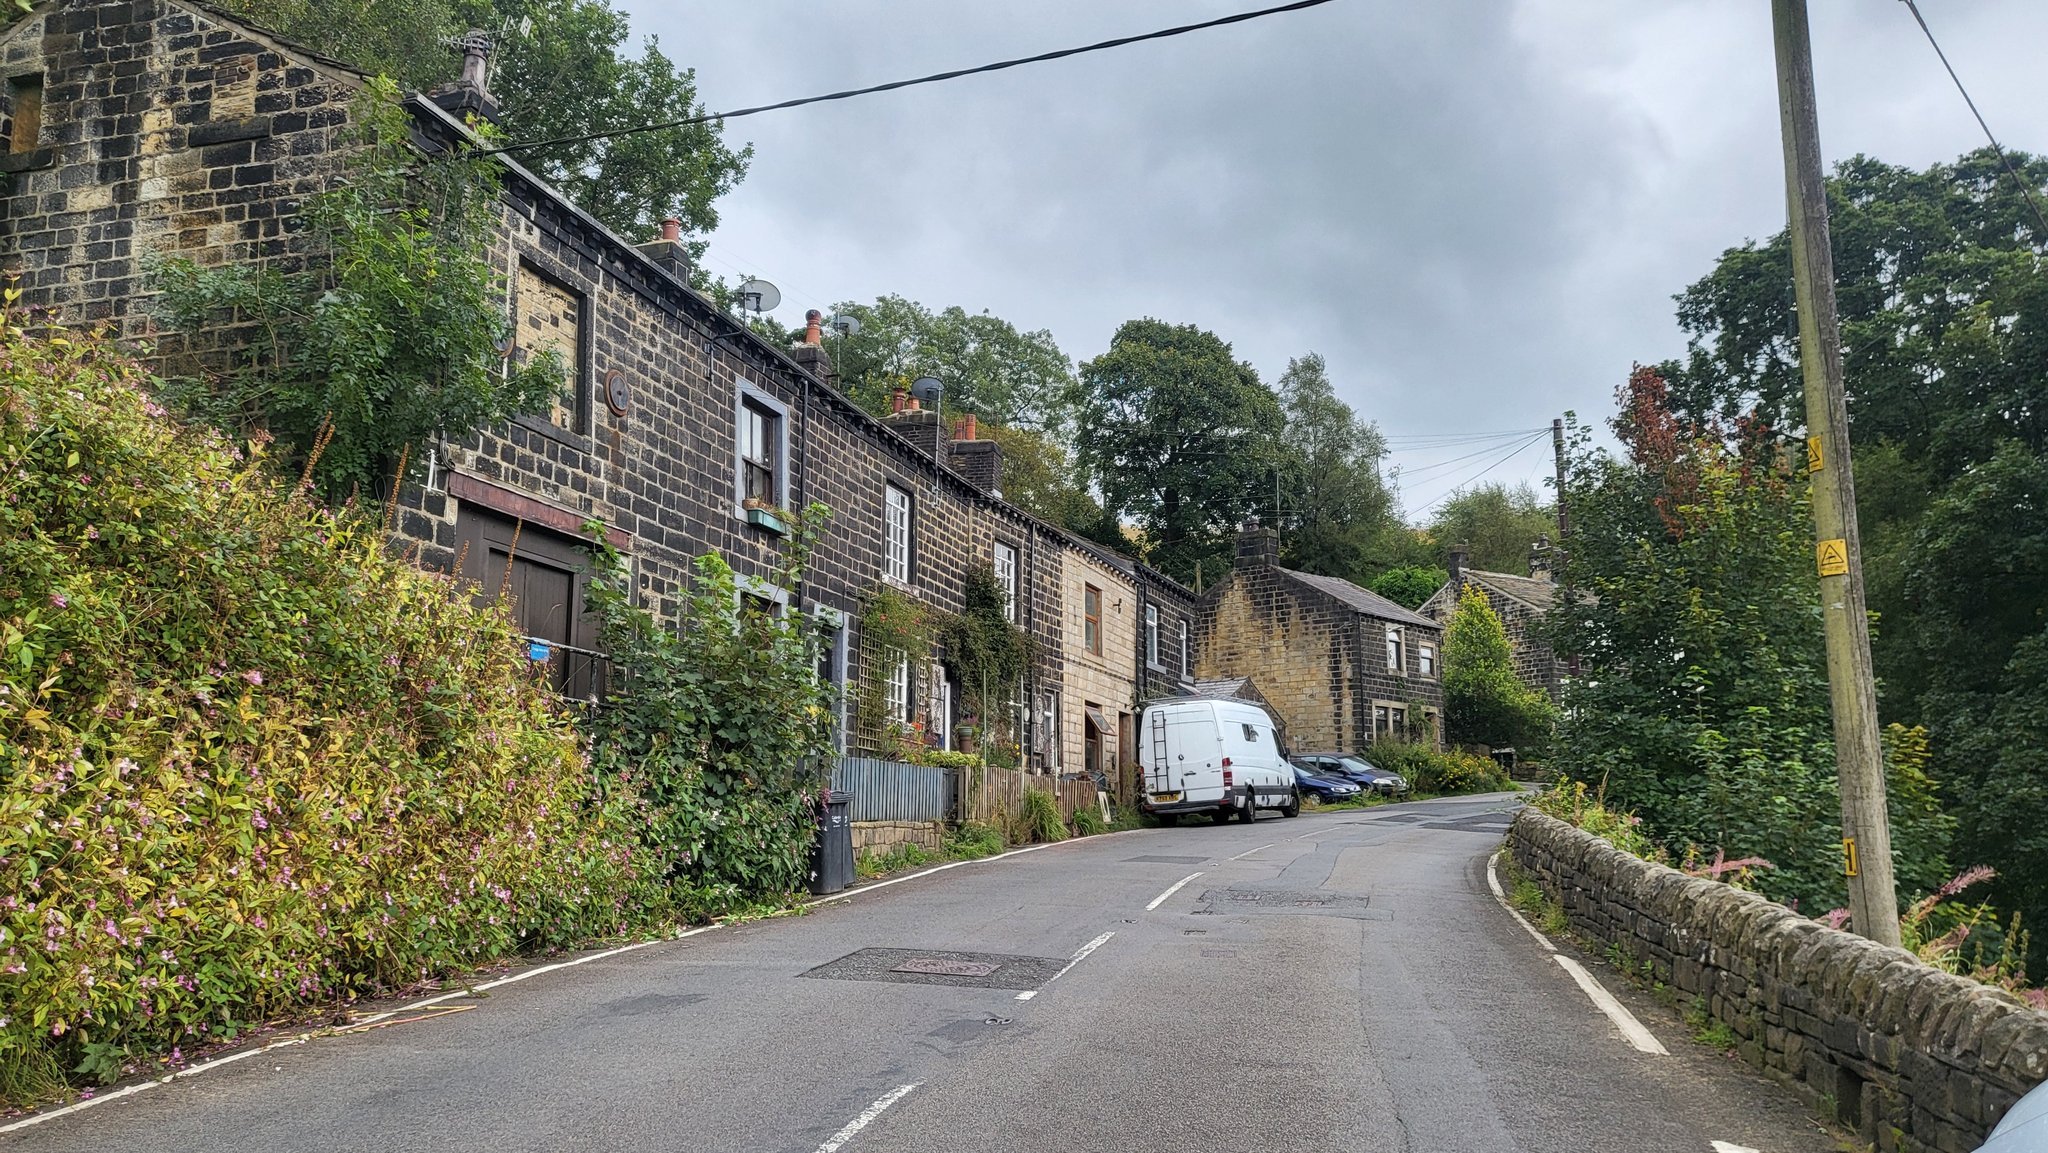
[0,0,1522,785]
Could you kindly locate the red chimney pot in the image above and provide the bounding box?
[804,309,823,346]
[659,217,680,241]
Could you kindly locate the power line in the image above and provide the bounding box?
[1410,433,1549,515]
[1898,0,2048,238]
[477,0,1346,159]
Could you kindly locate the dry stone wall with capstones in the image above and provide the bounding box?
[1510,809,2048,1153]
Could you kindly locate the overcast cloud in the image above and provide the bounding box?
[620,1,2048,517]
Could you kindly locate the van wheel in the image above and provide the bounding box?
[1239,793,1258,824]
[1281,790,1300,819]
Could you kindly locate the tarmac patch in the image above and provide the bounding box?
[1195,887,1388,921]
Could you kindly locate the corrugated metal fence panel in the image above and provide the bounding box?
[831,757,956,823]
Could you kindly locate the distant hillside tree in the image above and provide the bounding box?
[1441,584,1550,750]
[1274,352,1400,583]
[1425,482,1555,575]
[1370,565,1447,610]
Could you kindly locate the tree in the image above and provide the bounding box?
[1441,584,1550,750]
[1424,482,1555,576]
[1273,353,1400,583]
[1659,146,2047,954]
[827,294,1075,432]
[1074,319,1284,583]
[1370,565,1447,611]
[211,0,750,246]
[979,423,1108,532]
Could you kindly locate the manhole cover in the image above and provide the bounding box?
[895,958,1002,977]
[1126,854,1209,864]
[1196,887,1388,921]
[802,948,1065,990]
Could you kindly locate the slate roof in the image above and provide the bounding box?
[1460,569,1559,611]
[1278,568,1439,630]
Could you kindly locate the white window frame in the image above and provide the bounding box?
[1386,625,1406,674]
[1178,620,1191,679]
[1418,642,1437,679]
[993,541,1018,623]
[1144,604,1160,668]
[1043,690,1061,771]
[733,380,790,519]
[733,572,789,618]
[883,483,913,584]
[884,653,912,724]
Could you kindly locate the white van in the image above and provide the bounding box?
[1137,698,1299,825]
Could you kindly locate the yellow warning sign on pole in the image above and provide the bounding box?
[1816,538,1848,578]
[1843,836,1859,878]
[1806,436,1824,473]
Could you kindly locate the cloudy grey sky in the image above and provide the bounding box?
[621,1,2048,518]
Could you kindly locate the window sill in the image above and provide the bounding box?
[512,413,594,455]
[741,505,790,535]
[882,575,917,595]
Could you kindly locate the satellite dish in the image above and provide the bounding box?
[829,313,862,337]
[910,376,944,403]
[736,278,780,314]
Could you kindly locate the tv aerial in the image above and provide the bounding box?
[829,313,862,338]
[736,278,780,314]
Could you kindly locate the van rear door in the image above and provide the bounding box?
[1145,704,1224,803]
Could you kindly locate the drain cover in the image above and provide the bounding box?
[803,948,1065,990]
[895,958,1001,977]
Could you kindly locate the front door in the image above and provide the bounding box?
[456,507,604,700]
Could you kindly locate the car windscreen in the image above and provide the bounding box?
[1337,756,1385,776]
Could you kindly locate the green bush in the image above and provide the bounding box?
[1017,788,1068,844]
[0,324,663,1103]
[944,821,1006,860]
[1365,740,1510,796]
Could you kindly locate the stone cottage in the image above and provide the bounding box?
[1419,539,1563,701]
[0,0,1191,775]
[1196,523,1444,753]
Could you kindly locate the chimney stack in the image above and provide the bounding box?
[1448,544,1468,586]
[788,309,834,386]
[946,414,1002,493]
[1235,519,1279,569]
[1528,535,1554,582]
[635,216,691,280]
[431,30,502,126]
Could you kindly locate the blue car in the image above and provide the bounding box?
[1292,753,1410,796]
[1289,763,1363,803]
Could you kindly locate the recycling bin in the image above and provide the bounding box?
[810,789,854,895]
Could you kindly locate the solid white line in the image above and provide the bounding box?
[1487,851,1557,953]
[1555,955,1669,1055]
[1015,930,1117,1001]
[1711,1142,1762,1153]
[804,843,1058,908]
[351,924,723,1025]
[0,1036,311,1136]
[1226,842,1274,861]
[814,1082,920,1153]
[1146,872,1205,911]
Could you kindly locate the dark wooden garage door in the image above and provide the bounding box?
[456,507,605,700]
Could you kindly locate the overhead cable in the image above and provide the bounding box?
[476,0,1346,158]
[1898,0,2048,238]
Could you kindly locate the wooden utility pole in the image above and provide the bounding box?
[1551,418,1569,542]
[1771,0,1900,946]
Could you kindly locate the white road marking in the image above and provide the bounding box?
[814,1082,920,1153]
[1016,930,1117,1001]
[805,842,1059,908]
[1555,955,1669,1055]
[1711,1142,1762,1153]
[1226,842,1274,861]
[0,1036,311,1136]
[1486,850,1557,953]
[1146,872,1205,911]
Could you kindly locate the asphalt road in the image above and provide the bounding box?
[11,793,1841,1153]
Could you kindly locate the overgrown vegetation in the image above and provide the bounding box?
[0,321,665,1105]
[1016,787,1069,844]
[581,511,837,921]
[938,564,1032,757]
[1441,583,1552,751]
[852,583,939,756]
[152,83,561,497]
[1364,740,1511,796]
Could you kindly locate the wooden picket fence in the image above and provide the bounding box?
[956,764,1101,825]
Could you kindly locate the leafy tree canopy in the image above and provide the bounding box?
[213,0,750,246]
[1424,481,1555,576]
[825,294,1076,434]
[1274,353,1402,584]
[1074,319,1284,583]
[1441,584,1550,751]
[1370,565,1448,611]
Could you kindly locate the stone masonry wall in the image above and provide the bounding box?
[1511,810,2048,1153]
[851,820,944,857]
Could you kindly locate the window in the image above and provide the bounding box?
[1044,690,1061,770]
[883,484,913,583]
[1241,722,1259,742]
[1385,626,1406,674]
[1179,620,1190,678]
[514,262,585,433]
[1391,705,1409,735]
[993,542,1018,622]
[884,654,912,723]
[1084,583,1103,656]
[6,74,42,154]
[1373,704,1391,740]
[1418,643,1437,679]
[1145,604,1160,666]
[738,398,780,506]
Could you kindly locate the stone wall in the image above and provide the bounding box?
[1057,546,1137,776]
[851,820,944,857]
[1510,810,2048,1153]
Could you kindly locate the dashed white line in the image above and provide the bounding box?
[1486,850,1557,953]
[1016,930,1117,1001]
[1146,872,1205,911]
[1555,955,1669,1055]
[1711,1142,1763,1153]
[1226,842,1274,861]
[814,1082,920,1153]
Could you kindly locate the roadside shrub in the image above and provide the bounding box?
[1071,803,1107,837]
[1017,788,1068,844]
[944,821,1005,860]
[0,322,663,1103]
[1366,740,1509,796]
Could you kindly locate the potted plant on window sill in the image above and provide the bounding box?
[741,497,789,534]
